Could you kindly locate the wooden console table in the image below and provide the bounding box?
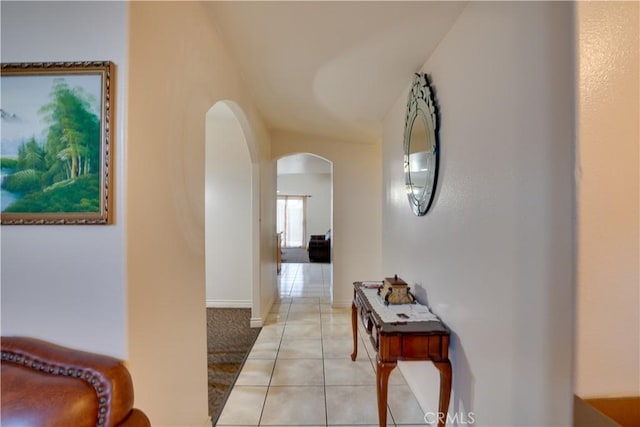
[351,282,452,427]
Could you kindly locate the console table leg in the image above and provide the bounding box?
[376,357,396,427]
[350,301,358,361]
[434,360,452,427]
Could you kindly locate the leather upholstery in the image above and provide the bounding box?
[308,232,331,262]
[1,336,150,427]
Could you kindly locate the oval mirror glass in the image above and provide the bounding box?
[403,73,439,216]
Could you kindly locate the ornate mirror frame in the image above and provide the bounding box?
[403,73,439,216]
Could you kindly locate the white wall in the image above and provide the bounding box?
[272,131,381,306]
[0,1,128,359]
[278,172,332,238]
[576,1,639,398]
[205,104,252,307]
[127,3,275,425]
[259,157,278,323]
[382,3,574,425]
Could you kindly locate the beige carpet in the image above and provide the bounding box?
[207,308,260,426]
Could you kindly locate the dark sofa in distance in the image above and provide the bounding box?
[1,336,150,427]
[308,230,331,263]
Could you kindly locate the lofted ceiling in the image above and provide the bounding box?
[206,1,466,145]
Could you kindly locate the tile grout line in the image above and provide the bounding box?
[257,294,288,427]
[254,264,350,426]
[319,297,329,427]
[257,272,293,427]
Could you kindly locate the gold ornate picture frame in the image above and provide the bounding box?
[1,61,114,225]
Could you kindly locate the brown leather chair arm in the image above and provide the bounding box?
[1,336,148,427]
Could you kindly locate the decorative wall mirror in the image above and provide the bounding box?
[403,73,439,216]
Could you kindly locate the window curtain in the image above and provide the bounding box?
[277,195,307,248]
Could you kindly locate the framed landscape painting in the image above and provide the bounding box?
[0,61,114,224]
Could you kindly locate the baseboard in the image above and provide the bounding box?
[206,300,252,308]
[250,317,263,328]
[264,294,277,316]
[332,300,351,309]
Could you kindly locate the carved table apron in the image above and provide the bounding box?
[351,282,452,427]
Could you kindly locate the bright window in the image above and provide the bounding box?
[277,196,307,248]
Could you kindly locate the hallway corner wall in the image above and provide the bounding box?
[575,0,640,398]
[127,2,273,425]
[382,2,575,425]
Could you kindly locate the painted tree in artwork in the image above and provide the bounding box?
[38,78,100,186]
[1,77,102,213]
[17,136,45,171]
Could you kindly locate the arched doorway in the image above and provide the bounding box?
[205,101,260,317]
[276,153,333,299]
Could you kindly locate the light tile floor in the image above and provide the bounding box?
[216,263,427,427]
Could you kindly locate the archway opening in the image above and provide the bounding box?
[205,101,259,310]
[204,100,261,422]
[276,153,334,300]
